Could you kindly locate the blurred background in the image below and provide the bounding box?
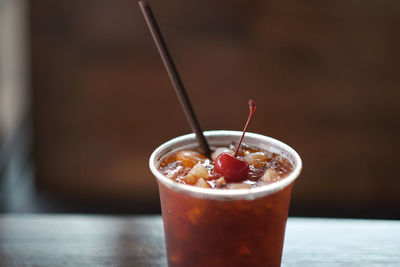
[0,0,399,218]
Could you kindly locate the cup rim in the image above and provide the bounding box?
[149,130,302,200]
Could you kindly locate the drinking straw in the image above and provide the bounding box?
[138,0,211,157]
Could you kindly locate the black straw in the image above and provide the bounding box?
[138,0,211,157]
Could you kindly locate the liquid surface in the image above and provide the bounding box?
[158,143,293,189]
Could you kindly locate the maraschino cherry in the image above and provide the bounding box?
[214,99,256,182]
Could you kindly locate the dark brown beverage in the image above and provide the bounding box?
[158,180,293,267]
[150,131,302,267]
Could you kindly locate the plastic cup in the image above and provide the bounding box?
[149,131,302,267]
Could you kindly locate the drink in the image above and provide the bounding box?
[139,4,301,265]
[149,131,302,267]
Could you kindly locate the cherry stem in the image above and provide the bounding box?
[233,99,256,158]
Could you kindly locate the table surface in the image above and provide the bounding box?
[0,215,399,267]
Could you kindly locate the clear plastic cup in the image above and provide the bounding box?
[149,131,302,267]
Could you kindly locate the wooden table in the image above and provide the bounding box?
[0,215,399,266]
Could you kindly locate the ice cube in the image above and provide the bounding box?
[214,177,226,187]
[182,174,198,184]
[160,161,186,180]
[182,162,209,184]
[211,147,233,161]
[261,169,279,183]
[195,178,210,188]
[176,150,207,168]
[191,162,208,178]
[244,152,267,165]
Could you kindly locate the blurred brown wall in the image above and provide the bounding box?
[31,0,400,216]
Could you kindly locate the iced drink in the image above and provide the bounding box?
[149,131,302,267]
